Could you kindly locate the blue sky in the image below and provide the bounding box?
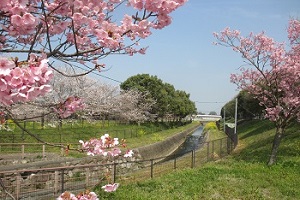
[97,0,300,114]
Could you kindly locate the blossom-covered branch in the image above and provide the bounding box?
[214,19,300,165]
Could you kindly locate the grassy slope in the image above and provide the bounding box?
[126,121,200,149]
[97,120,300,200]
[1,120,199,145]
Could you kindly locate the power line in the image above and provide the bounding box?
[72,64,123,84]
[93,72,122,84]
[194,101,225,104]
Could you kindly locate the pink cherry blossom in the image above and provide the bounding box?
[0,57,53,106]
[101,183,119,192]
[79,133,133,158]
[0,57,14,76]
[214,19,300,165]
[22,13,37,26]
[128,0,144,10]
[288,19,300,45]
[57,190,99,200]
[124,149,134,158]
[1,0,187,196]
[10,15,22,27]
[107,148,122,157]
[1,0,186,62]
[52,96,85,118]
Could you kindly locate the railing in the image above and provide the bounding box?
[216,120,239,148]
[0,137,234,200]
[0,143,80,157]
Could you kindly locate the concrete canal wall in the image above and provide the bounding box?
[134,124,201,161]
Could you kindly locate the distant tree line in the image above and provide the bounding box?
[9,73,196,125]
[120,74,197,122]
[221,90,264,120]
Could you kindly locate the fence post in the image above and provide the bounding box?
[85,168,90,187]
[206,141,210,162]
[60,169,64,193]
[150,159,154,179]
[220,139,223,158]
[212,140,215,159]
[227,137,231,154]
[194,150,196,167]
[113,162,117,183]
[21,144,25,159]
[191,150,195,168]
[16,173,21,199]
[22,115,26,141]
[12,133,15,145]
[54,171,59,194]
[61,147,64,156]
[42,145,45,158]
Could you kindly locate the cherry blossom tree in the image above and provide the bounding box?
[49,71,155,123]
[214,19,300,165]
[56,133,133,199]
[0,0,187,197]
[0,0,187,136]
[111,89,156,123]
[12,70,155,127]
[45,70,155,123]
[0,0,186,115]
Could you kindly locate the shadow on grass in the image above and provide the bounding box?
[239,119,274,140]
[234,134,274,163]
[234,119,300,164]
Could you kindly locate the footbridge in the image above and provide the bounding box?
[192,114,222,122]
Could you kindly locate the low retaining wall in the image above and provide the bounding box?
[134,124,201,161]
[0,155,140,200]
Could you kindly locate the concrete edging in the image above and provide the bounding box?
[134,124,201,161]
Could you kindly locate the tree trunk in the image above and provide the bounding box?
[268,127,284,165]
[58,117,62,129]
[41,112,45,129]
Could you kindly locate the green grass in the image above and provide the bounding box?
[0,120,200,156]
[126,121,200,149]
[3,119,299,199]
[0,120,195,144]
[95,119,300,200]
[203,121,227,141]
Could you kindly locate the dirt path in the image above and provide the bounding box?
[0,152,76,172]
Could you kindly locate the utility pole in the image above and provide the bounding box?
[223,107,226,132]
[234,98,238,135]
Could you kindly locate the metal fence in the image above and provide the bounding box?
[0,136,234,200]
[0,143,79,158]
[0,127,163,144]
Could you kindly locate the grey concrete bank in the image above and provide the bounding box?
[134,124,201,161]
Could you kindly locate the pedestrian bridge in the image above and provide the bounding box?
[192,114,222,122]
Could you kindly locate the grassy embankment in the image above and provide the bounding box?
[96,120,300,200]
[0,120,200,156]
[1,120,171,144]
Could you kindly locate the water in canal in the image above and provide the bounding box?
[171,126,205,157]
